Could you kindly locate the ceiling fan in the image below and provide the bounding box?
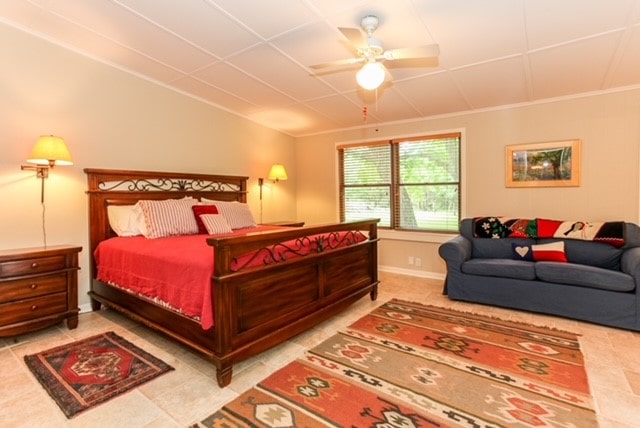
[310,15,440,90]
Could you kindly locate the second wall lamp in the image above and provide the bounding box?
[258,163,288,223]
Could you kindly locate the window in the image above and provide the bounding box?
[338,132,460,232]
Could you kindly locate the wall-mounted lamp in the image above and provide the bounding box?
[258,163,288,223]
[267,163,288,182]
[21,135,73,203]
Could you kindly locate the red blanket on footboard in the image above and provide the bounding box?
[95,227,366,330]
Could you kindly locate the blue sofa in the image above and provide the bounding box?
[439,218,640,331]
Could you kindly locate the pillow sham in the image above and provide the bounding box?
[107,205,146,236]
[512,241,567,262]
[192,205,219,234]
[200,199,257,229]
[200,214,233,235]
[136,198,199,239]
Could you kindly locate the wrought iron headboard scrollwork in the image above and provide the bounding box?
[229,230,366,272]
[97,177,242,193]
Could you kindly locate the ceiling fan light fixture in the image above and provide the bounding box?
[356,61,385,90]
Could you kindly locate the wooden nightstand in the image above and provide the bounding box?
[261,221,305,227]
[0,245,82,337]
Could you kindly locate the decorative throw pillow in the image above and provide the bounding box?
[107,205,146,236]
[536,218,563,238]
[192,205,219,234]
[136,198,199,239]
[512,243,534,261]
[512,241,567,262]
[200,214,233,235]
[200,199,256,229]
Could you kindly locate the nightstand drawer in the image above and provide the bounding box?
[0,273,67,304]
[0,293,68,325]
[0,255,66,278]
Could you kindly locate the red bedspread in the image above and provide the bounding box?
[95,227,366,330]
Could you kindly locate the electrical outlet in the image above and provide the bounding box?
[415,258,422,267]
[408,256,414,265]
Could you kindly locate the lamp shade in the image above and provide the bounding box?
[267,164,288,181]
[27,135,73,166]
[356,61,385,90]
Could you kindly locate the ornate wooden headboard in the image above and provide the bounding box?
[84,168,248,277]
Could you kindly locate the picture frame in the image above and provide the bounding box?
[505,139,581,187]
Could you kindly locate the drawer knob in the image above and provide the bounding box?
[30,283,37,290]
[31,262,39,268]
[30,305,38,311]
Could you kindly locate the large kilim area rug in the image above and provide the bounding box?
[24,331,174,418]
[195,299,596,428]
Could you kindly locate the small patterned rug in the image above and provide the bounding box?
[24,331,174,418]
[195,299,597,427]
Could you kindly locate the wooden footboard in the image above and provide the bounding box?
[208,220,378,385]
[85,168,379,387]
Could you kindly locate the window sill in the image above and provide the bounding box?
[378,229,457,244]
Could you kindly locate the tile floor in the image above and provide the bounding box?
[1,272,639,427]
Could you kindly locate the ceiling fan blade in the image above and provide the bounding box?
[309,57,364,70]
[382,44,440,61]
[338,27,365,47]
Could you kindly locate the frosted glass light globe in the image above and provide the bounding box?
[356,62,385,90]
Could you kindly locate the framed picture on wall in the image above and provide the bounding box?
[505,139,581,187]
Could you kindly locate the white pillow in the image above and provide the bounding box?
[200,214,233,235]
[136,198,199,238]
[107,205,146,236]
[200,199,256,229]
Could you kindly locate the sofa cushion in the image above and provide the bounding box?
[462,259,536,280]
[535,262,635,292]
[537,238,622,270]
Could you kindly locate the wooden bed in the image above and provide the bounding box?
[85,168,379,387]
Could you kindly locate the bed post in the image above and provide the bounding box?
[369,221,379,301]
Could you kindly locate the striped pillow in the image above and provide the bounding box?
[136,198,199,238]
[201,199,256,229]
[200,214,233,235]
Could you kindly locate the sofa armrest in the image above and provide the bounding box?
[438,235,472,270]
[621,247,640,285]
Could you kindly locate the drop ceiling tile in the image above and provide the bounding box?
[608,26,640,87]
[194,62,296,107]
[343,87,422,123]
[116,0,259,58]
[307,0,369,18]
[394,72,470,117]
[227,44,334,101]
[248,104,338,135]
[304,94,364,126]
[414,0,527,68]
[452,56,529,109]
[171,76,257,112]
[529,32,622,100]
[271,21,354,70]
[39,0,215,73]
[211,0,318,39]
[524,0,636,49]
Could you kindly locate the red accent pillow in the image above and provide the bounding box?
[532,241,568,262]
[536,218,563,238]
[192,205,219,234]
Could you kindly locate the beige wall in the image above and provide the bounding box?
[4,20,640,302]
[0,23,296,307]
[296,89,640,277]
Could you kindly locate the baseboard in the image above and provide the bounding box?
[79,303,93,314]
[378,265,446,280]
